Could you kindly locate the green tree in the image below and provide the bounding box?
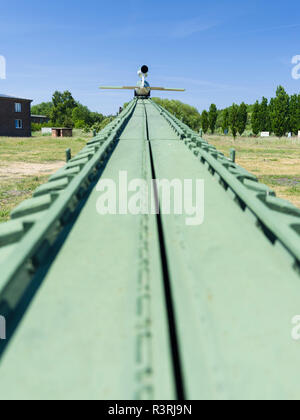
[50,91,77,127]
[208,104,218,134]
[201,110,209,133]
[289,94,300,135]
[222,109,230,134]
[270,86,290,137]
[74,120,86,129]
[151,98,201,131]
[31,102,53,118]
[229,104,239,140]
[72,104,91,127]
[258,97,270,132]
[237,102,248,136]
[32,91,108,130]
[89,111,105,126]
[251,101,261,136]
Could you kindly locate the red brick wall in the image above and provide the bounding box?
[0,97,32,137]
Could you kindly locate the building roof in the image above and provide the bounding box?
[52,127,73,130]
[0,93,32,101]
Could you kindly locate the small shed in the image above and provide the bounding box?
[52,128,73,138]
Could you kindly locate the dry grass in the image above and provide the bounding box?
[206,134,300,208]
[0,130,90,223]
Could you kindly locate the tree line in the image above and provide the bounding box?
[32,87,300,138]
[154,86,300,138]
[31,91,113,132]
[215,86,300,138]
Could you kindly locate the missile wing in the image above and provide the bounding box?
[150,87,186,92]
[99,86,138,90]
[99,65,185,98]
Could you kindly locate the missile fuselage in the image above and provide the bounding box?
[134,81,151,98]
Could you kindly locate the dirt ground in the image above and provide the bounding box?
[0,161,65,178]
[0,131,89,222]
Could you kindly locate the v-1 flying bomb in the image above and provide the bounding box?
[99,65,185,98]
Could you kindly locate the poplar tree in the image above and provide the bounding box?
[229,104,239,140]
[259,97,270,132]
[289,94,300,135]
[251,101,260,136]
[268,98,275,134]
[270,86,290,137]
[222,109,230,134]
[201,110,209,133]
[237,102,248,136]
[208,104,218,134]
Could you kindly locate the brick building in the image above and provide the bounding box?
[0,94,32,137]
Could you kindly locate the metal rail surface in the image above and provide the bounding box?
[1,99,300,400]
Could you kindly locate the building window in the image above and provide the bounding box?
[15,119,23,129]
[15,103,22,112]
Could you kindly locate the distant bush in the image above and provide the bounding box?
[74,120,86,129]
[91,117,114,134]
[152,98,202,131]
[31,122,53,132]
[31,123,43,132]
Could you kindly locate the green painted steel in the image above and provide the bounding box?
[146,101,300,399]
[0,99,300,400]
[0,100,136,315]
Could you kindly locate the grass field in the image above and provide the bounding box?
[1,132,300,223]
[206,134,300,208]
[0,130,91,223]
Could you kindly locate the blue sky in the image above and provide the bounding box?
[0,0,299,114]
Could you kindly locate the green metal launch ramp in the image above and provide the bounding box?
[1,99,300,400]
